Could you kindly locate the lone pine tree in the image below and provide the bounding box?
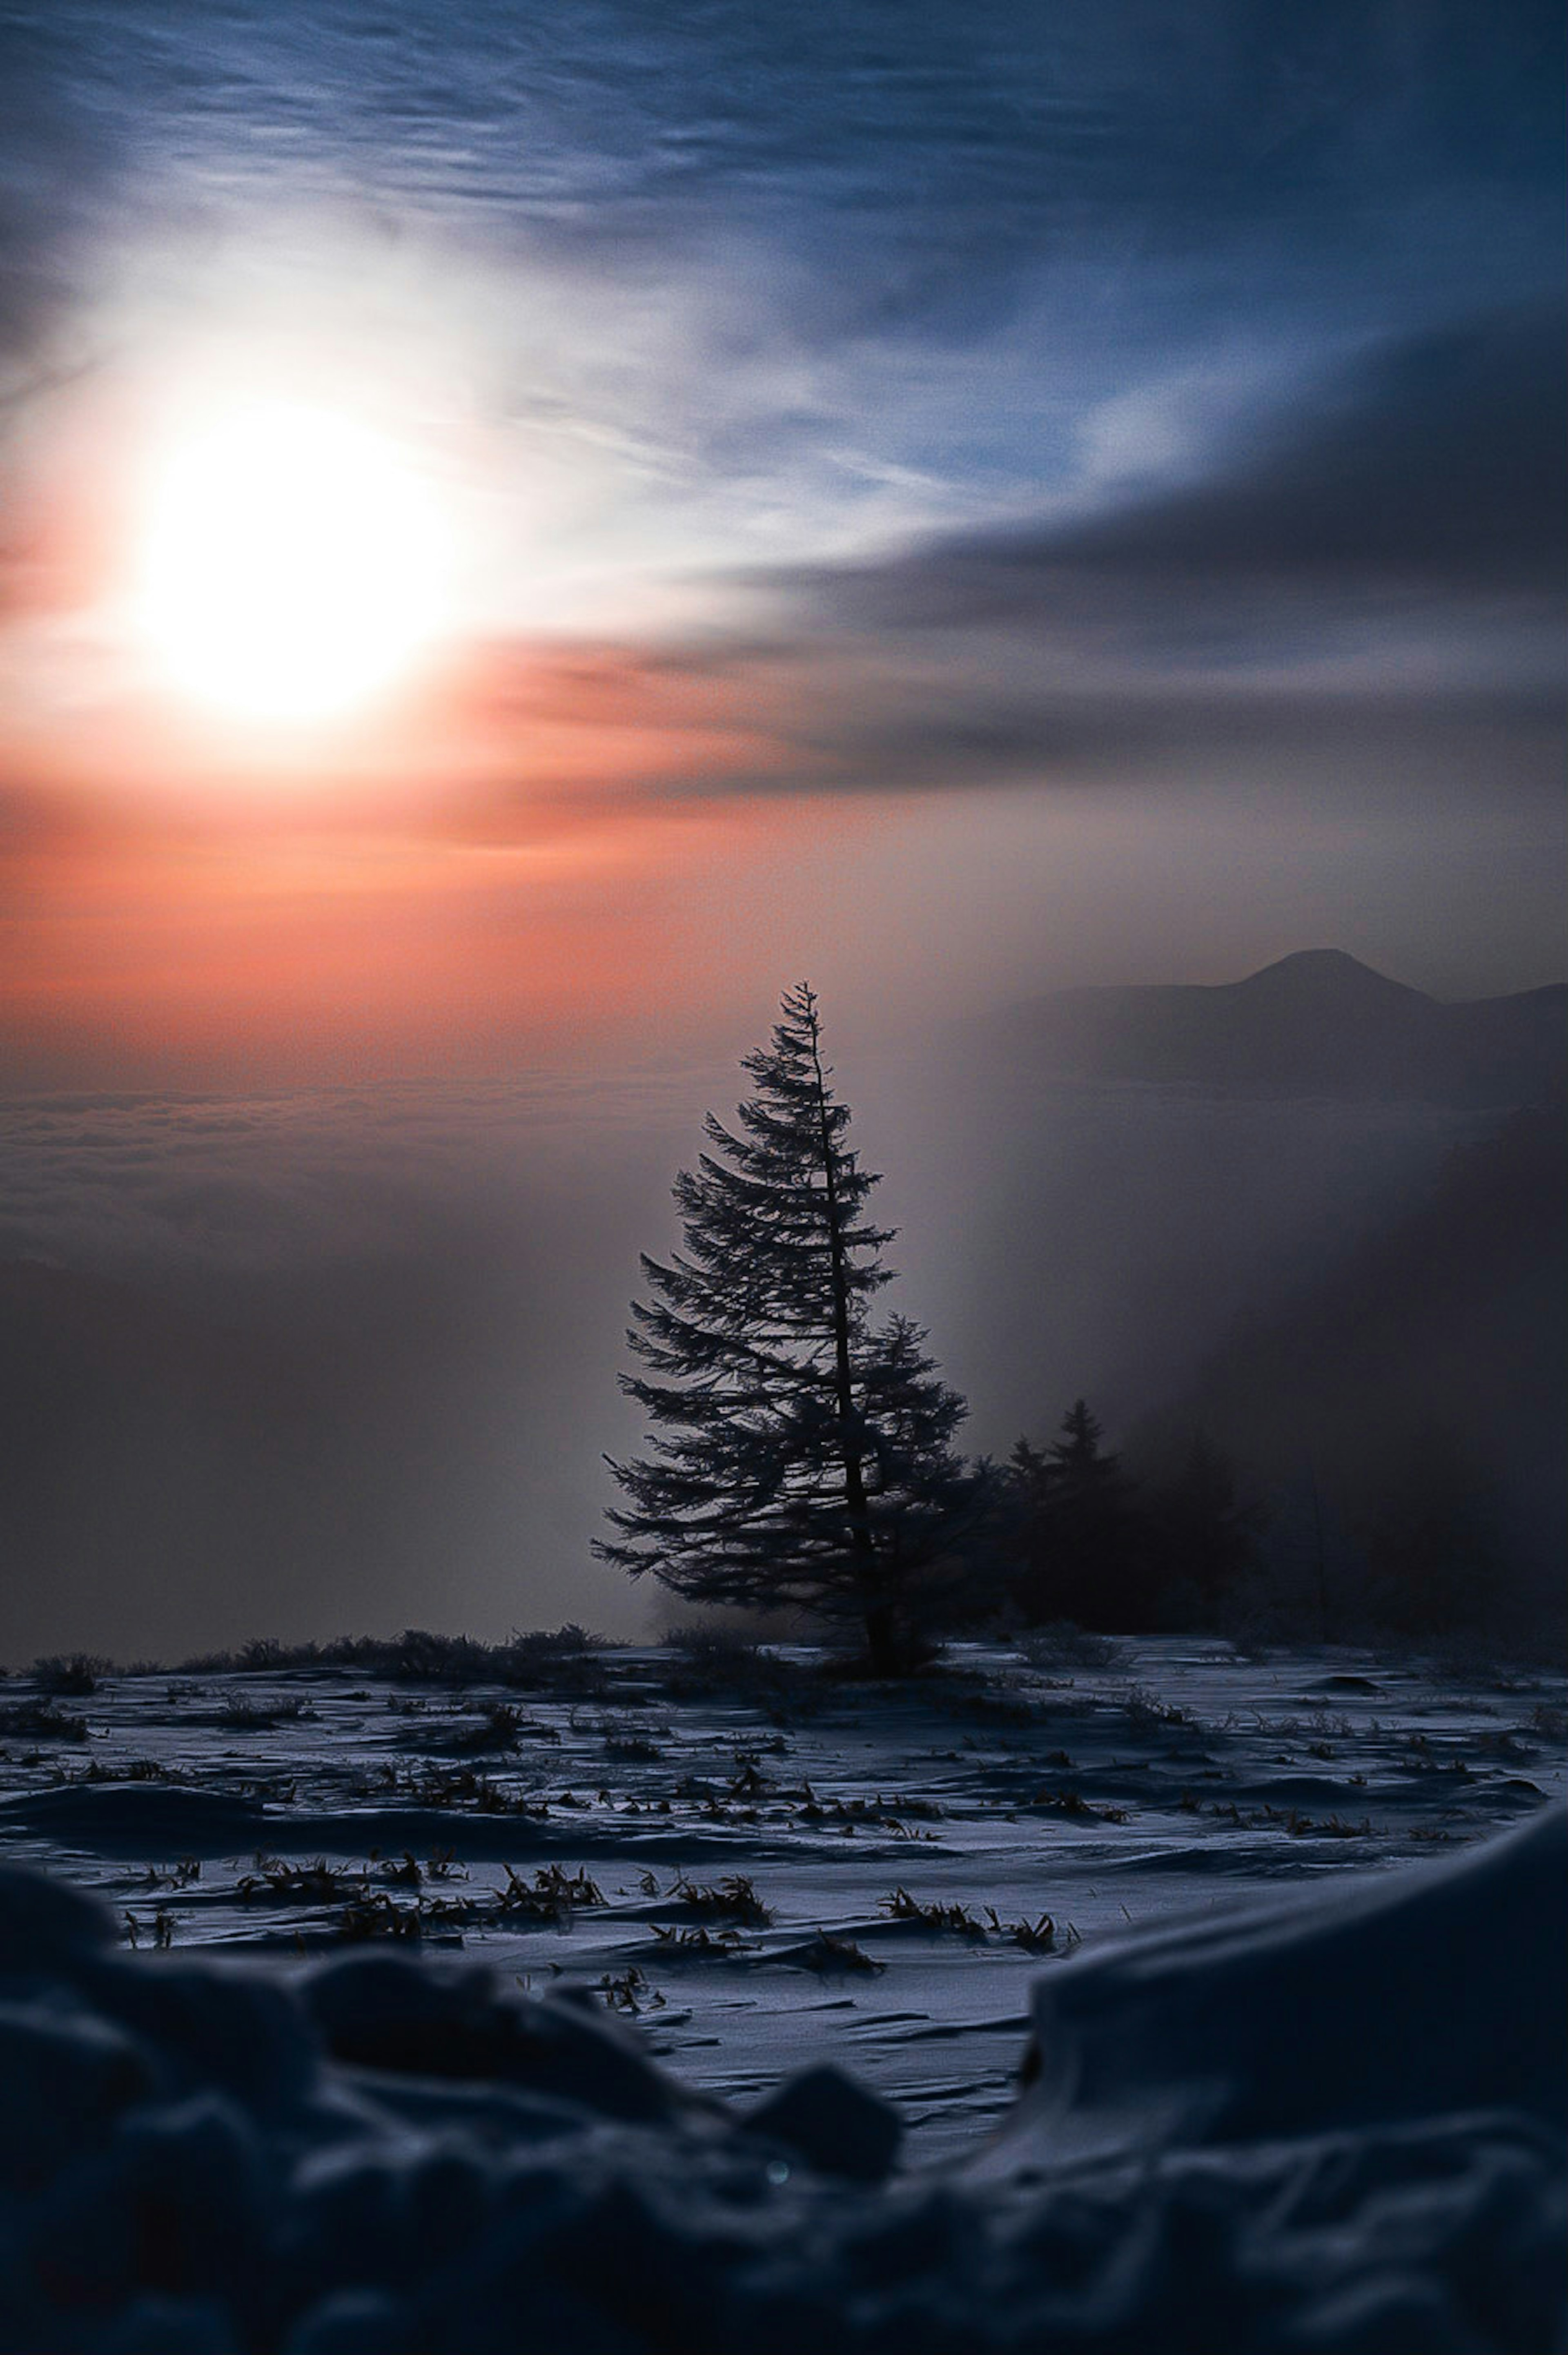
[596,983,976,1675]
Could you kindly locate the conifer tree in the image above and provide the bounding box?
[1006,1399,1146,1628]
[596,984,978,1673]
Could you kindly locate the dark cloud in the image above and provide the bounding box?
[606,299,1560,808]
[788,303,1567,635]
[436,294,1568,801]
[1025,303,1567,593]
[767,686,1567,802]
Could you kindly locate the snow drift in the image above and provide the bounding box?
[0,1809,1561,2354]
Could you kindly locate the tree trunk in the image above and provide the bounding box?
[806,999,879,1606]
[863,1597,900,1678]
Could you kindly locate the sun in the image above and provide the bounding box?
[135,401,454,724]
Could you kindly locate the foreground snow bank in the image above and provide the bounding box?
[0,1813,1562,2355]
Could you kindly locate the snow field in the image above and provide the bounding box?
[0,1804,1560,2352]
[2,1639,1561,2157]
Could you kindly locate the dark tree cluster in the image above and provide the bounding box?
[1002,1405,1262,1635]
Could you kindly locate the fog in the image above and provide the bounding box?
[0,1027,1499,1663]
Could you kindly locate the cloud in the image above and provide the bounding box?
[0,1077,704,1279]
[421,290,1568,800]
[1040,303,1567,590]
[512,298,1554,808]
[1,2,1560,395]
[2,301,1559,876]
[785,302,1566,633]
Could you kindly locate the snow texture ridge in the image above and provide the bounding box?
[0,1810,1562,2355]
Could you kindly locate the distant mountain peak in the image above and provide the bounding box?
[1234,950,1429,1004]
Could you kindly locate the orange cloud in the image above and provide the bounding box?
[0,636,883,1087]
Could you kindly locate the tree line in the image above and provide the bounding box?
[598,986,1545,1671]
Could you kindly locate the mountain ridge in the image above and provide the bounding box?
[996,950,1565,1103]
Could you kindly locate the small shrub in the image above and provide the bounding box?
[240,1637,290,1670]
[497,1627,615,1696]
[1021,1624,1121,1671]
[880,1888,985,1937]
[985,1908,1078,1955]
[1115,1684,1189,1731]
[220,1694,316,1731]
[32,1653,107,1696]
[512,1623,608,1656]
[1031,1788,1129,1824]
[446,1702,526,1754]
[122,1911,176,1951]
[794,1786,941,1836]
[0,1699,88,1742]
[672,1873,773,1926]
[176,1628,614,1687]
[654,1627,792,1699]
[660,1626,763,1668]
[649,1921,745,1955]
[493,1863,604,1923]
[336,1894,425,1942]
[792,1930,884,1976]
[599,1966,663,2012]
[62,1757,176,1785]
[595,1713,668,1762]
[131,1859,201,1891]
[351,1763,545,1816]
[238,1858,357,1905]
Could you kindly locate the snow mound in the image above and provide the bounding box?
[0,1784,270,1855]
[0,1812,1561,2355]
[987,1790,1567,2169]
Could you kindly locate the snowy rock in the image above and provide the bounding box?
[278,2290,420,2355]
[742,2064,902,2183]
[0,2003,150,2190]
[75,1954,319,2114]
[301,1951,684,2123]
[0,1862,115,1965]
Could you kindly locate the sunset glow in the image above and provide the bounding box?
[0,0,1557,1098]
[134,401,453,723]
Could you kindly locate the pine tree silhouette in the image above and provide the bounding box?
[596,984,979,1673]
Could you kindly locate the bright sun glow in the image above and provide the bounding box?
[136,401,453,723]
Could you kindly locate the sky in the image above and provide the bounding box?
[0,2,1561,1653]
[0,0,1562,1090]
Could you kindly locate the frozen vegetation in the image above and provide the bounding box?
[0,1633,1562,2350]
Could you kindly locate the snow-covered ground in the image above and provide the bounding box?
[1,1636,1562,2160]
[0,1637,1562,2352]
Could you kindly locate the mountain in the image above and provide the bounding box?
[995,950,1566,1103]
